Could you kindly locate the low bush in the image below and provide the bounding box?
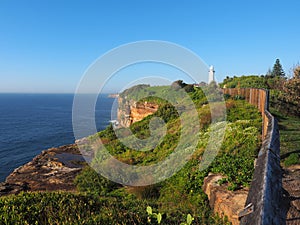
[0,192,152,225]
[284,153,299,167]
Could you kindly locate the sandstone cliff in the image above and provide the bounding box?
[118,96,159,127]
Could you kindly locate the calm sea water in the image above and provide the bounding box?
[0,94,116,182]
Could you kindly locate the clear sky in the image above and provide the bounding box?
[0,0,299,93]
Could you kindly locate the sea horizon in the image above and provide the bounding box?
[0,93,116,182]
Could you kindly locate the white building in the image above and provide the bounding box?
[208,65,215,84]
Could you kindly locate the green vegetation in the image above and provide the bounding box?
[284,153,299,167]
[270,108,300,167]
[0,83,262,224]
[221,61,300,117]
[221,75,268,89]
[146,206,195,225]
[78,85,260,223]
[146,206,163,224]
[74,166,120,195]
[269,58,285,78]
[0,192,154,225]
[221,61,300,167]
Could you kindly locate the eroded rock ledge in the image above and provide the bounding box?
[203,173,248,225]
[0,144,86,196]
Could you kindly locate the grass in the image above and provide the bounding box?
[0,191,154,225]
[270,107,300,166]
[284,153,299,167]
[77,89,261,223]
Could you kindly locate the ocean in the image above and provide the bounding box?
[0,94,116,182]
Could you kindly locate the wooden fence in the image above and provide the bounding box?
[223,88,284,225]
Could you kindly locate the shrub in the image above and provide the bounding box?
[74,166,120,195]
[284,153,299,167]
[0,192,152,225]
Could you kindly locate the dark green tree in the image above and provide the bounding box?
[183,84,195,93]
[271,58,285,77]
[171,80,186,88]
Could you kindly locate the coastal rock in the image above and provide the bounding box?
[1,144,86,196]
[0,182,29,196]
[203,173,248,225]
[118,97,159,127]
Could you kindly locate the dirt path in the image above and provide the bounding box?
[282,165,300,224]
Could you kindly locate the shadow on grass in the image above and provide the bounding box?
[281,150,300,160]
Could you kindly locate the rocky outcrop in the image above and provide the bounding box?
[203,173,248,225]
[118,97,159,127]
[0,144,86,196]
[0,182,29,196]
[108,93,119,98]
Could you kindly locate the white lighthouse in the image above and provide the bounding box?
[208,65,215,84]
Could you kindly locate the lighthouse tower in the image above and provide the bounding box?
[208,65,215,84]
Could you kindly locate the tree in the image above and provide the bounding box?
[266,68,272,77]
[271,59,285,77]
[171,80,186,88]
[293,65,300,79]
[171,80,187,90]
[183,84,195,93]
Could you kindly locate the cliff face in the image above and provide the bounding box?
[118,97,159,127]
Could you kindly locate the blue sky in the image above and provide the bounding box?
[0,0,299,93]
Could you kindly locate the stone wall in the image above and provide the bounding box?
[223,88,284,225]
